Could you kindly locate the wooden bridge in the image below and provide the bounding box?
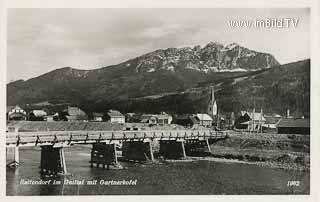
[6,129,228,176]
[6,129,227,147]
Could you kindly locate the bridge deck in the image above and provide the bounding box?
[6,130,227,147]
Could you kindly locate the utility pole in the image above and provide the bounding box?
[252,106,255,133]
[252,85,263,134]
[260,108,263,133]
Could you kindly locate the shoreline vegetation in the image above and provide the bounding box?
[209,131,310,171]
[161,155,309,172]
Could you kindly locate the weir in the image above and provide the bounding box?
[159,140,186,159]
[40,145,67,176]
[90,143,118,169]
[122,141,154,162]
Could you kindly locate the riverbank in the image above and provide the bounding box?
[162,155,308,171]
[208,131,310,171]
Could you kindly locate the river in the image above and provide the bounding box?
[6,145,309,195]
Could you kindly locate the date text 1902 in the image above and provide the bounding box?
[287,181,300,186]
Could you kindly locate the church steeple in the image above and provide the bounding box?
[210,86,215,102]
[208,86,217,118]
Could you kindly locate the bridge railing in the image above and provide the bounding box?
[6,130,228,147]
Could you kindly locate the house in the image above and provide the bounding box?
[61,106,88,121]
[217,114,227,129]
[195,113,213,127]
[92,112,103,122]
[7,105,27,121]
[277,118,310,135]
[106,110,125,124]
[141,115,157,124]
[29,110,47,121]
[125,113,142,123]
[156,112,173,124]
[42,112,59,122]
[235,111,266,131]
[140,112,173,125]
[174,114,200,128]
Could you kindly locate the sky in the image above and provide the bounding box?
[7,8,310,82]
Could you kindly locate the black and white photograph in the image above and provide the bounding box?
[4,7,313,196]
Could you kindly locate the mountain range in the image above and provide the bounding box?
[7,42,309,116]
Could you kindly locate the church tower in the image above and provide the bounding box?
[208,86,217,118]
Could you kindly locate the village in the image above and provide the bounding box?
[6,87,310,135]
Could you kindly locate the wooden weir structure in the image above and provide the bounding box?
[6,129,228,175]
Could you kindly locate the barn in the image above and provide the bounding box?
[277,118,310,135]
[175,114,200,128]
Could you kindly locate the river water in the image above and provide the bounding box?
[6,145,309,195]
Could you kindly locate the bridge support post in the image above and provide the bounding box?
[122,141,154,162]
[6,127,20,168]
[40,145,67,176]
[159,140,186,159]
[90,143,118,169]
[6,146,20,168]
[185,139,211,156]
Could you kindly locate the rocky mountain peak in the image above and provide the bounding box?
[132,41,279,73]
[204,41,224,49]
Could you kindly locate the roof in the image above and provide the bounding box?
[31,110,47,117]
[141,113,172,120]
[189,116,200,124]
[264,116,280,124]
[196,114,213,121]
[240,111,247,116]
[107,110,124,117]
[240,120,265,125]
[141,116,158,123]
[156,114,172,120]
[273,113,282,118]
[277,118,310,128]
[175,115,199,124]
[176,114,191,120]
[66,107,86,116]
[141,114,153,119]
[239,121,250,125]
[141,118,149,123]
[7,105,25,113]
[93,112,103,117]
